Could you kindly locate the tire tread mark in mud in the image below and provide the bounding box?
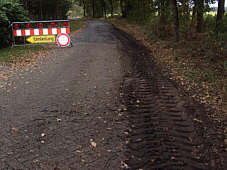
[114,26,226,170]
[122,76,208,170]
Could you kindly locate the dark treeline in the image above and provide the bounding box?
[20,0,72,20]
[1,0,226,46]
[79,0,226,40]
[77,0,116,18]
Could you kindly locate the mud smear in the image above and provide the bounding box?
[114,27,227,170]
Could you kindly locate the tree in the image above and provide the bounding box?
[196,0,204,33]
[109,0,113,17]
[0,0,28,47]
[20,0,72,20]
[171,0,180,41]
[216,0,225,33]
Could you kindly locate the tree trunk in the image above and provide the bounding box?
[182,0,190,21]
[40,0,43,20]
[92,0,95,18]
[110,0,113,17]
[160,0,166,25]
[171,0,179,41]
[120,0,126,17]
[216,0,225,33]
[191,3,196,26]
[83,0,86,17]
[103,0,106,18]
[196,0,204,33]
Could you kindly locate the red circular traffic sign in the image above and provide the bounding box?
[57,33,70,47]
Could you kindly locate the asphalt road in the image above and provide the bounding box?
[0,21,128,170]
[1,20,226,170]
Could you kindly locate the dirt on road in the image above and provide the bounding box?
[0,20,226,170]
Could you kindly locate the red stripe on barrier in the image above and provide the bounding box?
[21,30,26,36]
[48,28,52,35]
[14,30,17,36]
[30,29,34,36]
[57,28,61,34]
[39,29,43,35]
[66,28,70,34]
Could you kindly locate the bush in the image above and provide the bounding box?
[204,14,216,31]
[0,0,29,47]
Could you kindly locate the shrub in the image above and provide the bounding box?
[0,0,29,47]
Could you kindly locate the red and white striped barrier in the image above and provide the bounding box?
[14,27,70,37]
[12,20,72,47]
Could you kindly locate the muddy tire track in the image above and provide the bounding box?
[114,27,226,170]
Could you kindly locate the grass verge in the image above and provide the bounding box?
[0,46,44,64]
[0,20,87,65]
[70,19,87,33]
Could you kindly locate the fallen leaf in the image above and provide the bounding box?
[33,159,39,163]
[56,118,61,122]
[11,127,18,132]
[121,161,129,168]
[193,118,203,123]
[90,141,97,148]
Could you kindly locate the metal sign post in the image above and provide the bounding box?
[11,20,72,47]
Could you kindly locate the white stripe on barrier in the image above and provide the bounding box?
[25,29,30,36]
[52,28,57,35]
[16,30,22,36]
[14,28,70,36]
[34,29,39,35]
[43,29,48,35]
[61,28,66,34]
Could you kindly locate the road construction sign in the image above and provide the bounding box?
[26,35,56,44]
[11,20,72,47]
[57,33,70,47]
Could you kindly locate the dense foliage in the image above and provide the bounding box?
[0,0,29,47]
[1,0,226,48]
[78,0,226,40]
[20,0,72,20]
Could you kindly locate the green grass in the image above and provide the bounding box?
[0,46,43,63]
[0,20,87,64]
[70,20,87,32]
[206,12,217,16]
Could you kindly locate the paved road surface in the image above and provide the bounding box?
[0,21,127,169]
[0,21,226,170]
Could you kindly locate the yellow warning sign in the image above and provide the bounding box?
[26,35,56,44]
